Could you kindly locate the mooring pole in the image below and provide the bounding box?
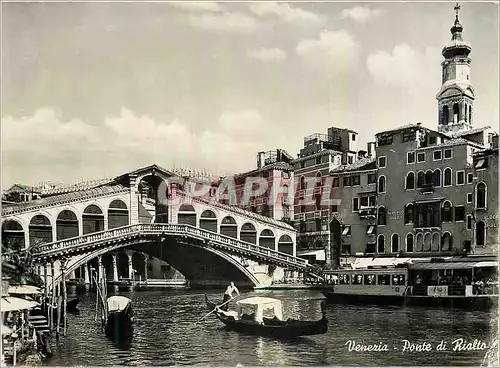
[62,259,68,337]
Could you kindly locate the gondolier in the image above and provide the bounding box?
[221,282,239,311]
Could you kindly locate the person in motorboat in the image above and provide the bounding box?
[221,282,239,311]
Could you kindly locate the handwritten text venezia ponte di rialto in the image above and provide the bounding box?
[345,339,488,353]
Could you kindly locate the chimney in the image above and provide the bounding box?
[367,142,376,157]
[257,152,265,169]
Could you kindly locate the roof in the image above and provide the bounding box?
[4,184,40,194]
[417,137,483,151]
[237,297,281,306]
[375,123,424,136]
[446,126,491,138]
[330,157,376,174]
[292,149,341,163]
[232,161,293,179]
[2,184,129,215]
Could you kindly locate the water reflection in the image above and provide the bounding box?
[45,287,495,367]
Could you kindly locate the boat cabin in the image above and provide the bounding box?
[107,296,131,313]
[220,297,283,323]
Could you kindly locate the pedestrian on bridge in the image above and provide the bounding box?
[221,282,239,311]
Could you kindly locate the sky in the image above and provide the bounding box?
[1,1,498,188]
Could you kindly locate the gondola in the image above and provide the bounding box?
[66,298,79,313]
[104,296,133,341]
[204,294,328,338]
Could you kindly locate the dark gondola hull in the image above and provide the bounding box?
[105,303,133,341]
[204,295,328,338]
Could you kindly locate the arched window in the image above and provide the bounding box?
[476,183,486,209]
[444,168,452,186]
[465,104,468,123]
[300,176,305,191]
[83,205,104,235]
[56,210,79,240]
[377,207,386,226]
[433,169,441,186]
[441,232,452,251]
[220,216,238,239]
[416,233,424,252]
[469,106,472,123]
[240,222,257,244]
[431,232,440,251]
[442,201,453,222]
[2,220,25,251]
[108,199,129,229]
[29,215,53,245]
[378,176,386,193]
[200,210,217,233]
[391,234,399,253]
[424,233,431,251]
[476,221,485,246]
[406,172,415,190]
[259,229,275,250]
[442,105,449,125]
[425,170,433,186]
[417,172,424,188]
[404,204,414,224]
[406,233,414,253]
[377,234,385,253]
[178,204,197,227]
[278,235,294,255]
[453,103,459,124]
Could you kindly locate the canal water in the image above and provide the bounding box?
[45,287,496,366]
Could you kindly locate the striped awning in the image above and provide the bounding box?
[409,262,479,270]
[474,261,498,268]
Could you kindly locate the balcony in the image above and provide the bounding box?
[419,183,435,193]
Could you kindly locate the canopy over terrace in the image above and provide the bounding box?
[1,297,39,312]
[236,297,283,323]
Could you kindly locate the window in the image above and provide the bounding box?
[300,161,305,168]
[406,172,415,190]
[332,205,339,213]
[407,152,415,164]
[442,201,453,222]
[404,204,414,224]
[475,158,487,169]
[391,234,400,253]
[360,197,369,207]
[429,136,437,145]
[366,243,376,254]
[348,156,353,165]
[378,274,391,285]
[369,196,376,207]
[352,134,356,141]
[351,175,360,186]
[476,221,485,246]
[343,176,351,187]
[444,168,452,186]
[476,183,486,209]
[406,233,414,253]
[434,169,441,186]
[316,157,322,165]
[342,226,351,236]
[377,235,385,253]
[339,274,350,283]
[417,172,424,188]
[444,149,453,159]
[467,193,473,203]
[433,151,442,161]
[467,173,474,184]
[352,275,363,285]
[364,275,376,285]
[315,218,322,231]
[378,176,386,193]
[457,171,465,185]
[378,156,387,168]
[415,202,441,227]
[466,215,472,230]
[455,206,465,221]
[392,275,406,286]
[417,152,426,163]
[368,173,377,184]
[352,198,359,212]
[300,176,305,190]
[377,207,386,226]
[333,177,339,188]
[341,244,351,255]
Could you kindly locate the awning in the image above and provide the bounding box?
[367,225,375,235]
[1,296,40,312]
[106,296,131,312]
[475,159,486,169]
[298,250,326,261]
[1,324,14,336]
[342,226,351,236]
[409,262,478,270]
[474,261,498,268]
[8,285,42,295]
[352,257,412,269]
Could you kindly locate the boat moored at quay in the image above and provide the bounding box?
[320,258,498,309]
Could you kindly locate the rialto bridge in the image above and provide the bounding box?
[2,165,314,288]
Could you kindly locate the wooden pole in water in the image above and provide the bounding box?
[62,259,68,337]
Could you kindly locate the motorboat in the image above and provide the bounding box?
[204,295,327,338]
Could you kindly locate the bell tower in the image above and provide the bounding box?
[437,3,475,135]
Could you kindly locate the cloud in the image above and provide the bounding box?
[341,6,384,23]
[366,44,440,87]
[246,48,287,62]
[168,2,223,12]
[1,108,283,187]
[296,30,360,75]
[248,2,325,27]
[189,12,261,33]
